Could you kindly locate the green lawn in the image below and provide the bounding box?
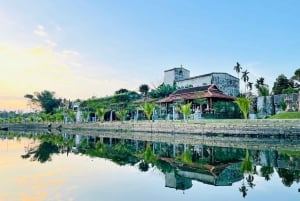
[269,112,300,119]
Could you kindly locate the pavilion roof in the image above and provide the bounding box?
[158,84,236,103]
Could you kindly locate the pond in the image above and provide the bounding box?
[0,131,299,201]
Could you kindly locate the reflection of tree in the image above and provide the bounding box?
[277,168,298,187]
[239,183,248,198]
[138,160,149,172]
[32,141,59,163]
[239,149,255,198]
[22,141,59,163]
[260,166,274,181]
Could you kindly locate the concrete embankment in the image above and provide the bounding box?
[4,119,300,137]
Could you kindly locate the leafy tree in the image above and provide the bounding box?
[139,84,150,97]
[235,97,250,119]
[149,83,177,98]
[291,68,300,81]
[139,102,156,121]
[24,90,61,114]
[115,88,129,95]
[272,74,292,95]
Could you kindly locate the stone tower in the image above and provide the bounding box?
[164,66,190,85]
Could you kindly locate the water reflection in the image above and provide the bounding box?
[1,130,300,199]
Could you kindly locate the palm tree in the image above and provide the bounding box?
[233,62,242,79]
[82,111,89,123]
[180,102,192,121]
[139,102,156,121]
[116,109,127,122]
[241,70,250,94]
[235,97,250,119]
[96,108,107,122]
[255,77,269,96]
[246,82,253,92]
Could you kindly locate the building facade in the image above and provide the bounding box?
[164,67,239,96]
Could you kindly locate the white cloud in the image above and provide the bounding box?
[45,40,57,48]
[62,50,80,57]
[34,25,47,37]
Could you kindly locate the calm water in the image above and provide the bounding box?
[0,131,300,201]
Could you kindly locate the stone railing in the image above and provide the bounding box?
[4,119,300,137]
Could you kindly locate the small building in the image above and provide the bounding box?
[158,84,236,119]
[164,67,239,96]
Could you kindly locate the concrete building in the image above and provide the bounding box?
[164,67,240,96]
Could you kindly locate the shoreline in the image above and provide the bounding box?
[3,119,300,136]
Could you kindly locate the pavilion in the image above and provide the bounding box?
[158,84,236,117]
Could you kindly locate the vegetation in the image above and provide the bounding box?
[233,62,242,80]
[148,83,177,99]
[96,108,107,122]
[240,150,252,173]
[24,90,62,114]
[139,84,150,97]
[269,112,300,119]
[180,102,192,121]
[272,74,293,95]
[116,109,128,122]
[255,77,269,96]
[139,102,156,121]
[234,97,251,119]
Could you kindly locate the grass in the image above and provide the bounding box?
[269,112,300,119]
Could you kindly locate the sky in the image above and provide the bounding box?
[1,0,300,111]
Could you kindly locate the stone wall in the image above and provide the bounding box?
[257,92,300,118]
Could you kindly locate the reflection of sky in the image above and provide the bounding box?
[0,138,299,201]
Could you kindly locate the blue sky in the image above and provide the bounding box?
[0,0,299,110]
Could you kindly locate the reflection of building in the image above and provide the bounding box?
[164,67,239,96]
[165,171,192,190]
[164,163,243,189]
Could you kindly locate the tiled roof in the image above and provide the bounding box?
[158,84,235,103]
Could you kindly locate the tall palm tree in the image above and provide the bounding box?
[247,82,253,92]
[241,70,250,94]
[233,62,242,79]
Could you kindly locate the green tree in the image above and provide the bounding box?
[291,68,300,81]
[139,84,150,97]
[235,97,250,119]
[139,102,156,121]
[115,88,129,95]
[24,90,61,114]
[149,83,177,98]
[272,74,292,95]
